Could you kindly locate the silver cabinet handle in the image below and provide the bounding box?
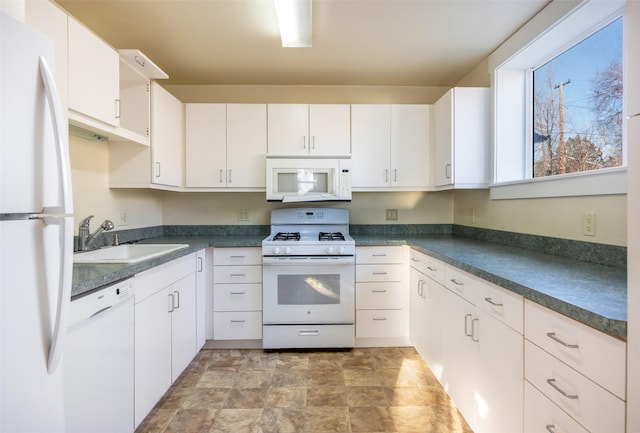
[464,313,473,337]
[445,163,451,179]
[384,169,389,182]
[311,136,315,149]
[471,318,480,342]
[230,273,246,277]
[427,266,438,271]
[373,317,387,321]
[484,297,503,307]
[546,378,579,399]
[168,293,175,313]
[302,136,306,149]
[628,113,640,119]
[417,280,424,298]
[173,290,180,309]
[197,256,203,272]
[219,169,224,183]
[115,99,121,119]
[410,257,419,262]
[155,161,161,178]
[230,255,246,259]
[450,279,464,286]
[299,329,319,336]
[230,291,246,295]
[546,332,579,349]
[372,289,387,293]
[372,271,387,275]
[546,425,556,433]
[372,253,387,257]
[228,169,232,183]
[394,168,398,182]
[134,55,145,67]
[230,319,246,323]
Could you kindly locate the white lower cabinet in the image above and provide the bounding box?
[523,300,626,433]
[355,246,407,345]
[524,381,589,433]
[213,248,262,340]
[133,254,197,428]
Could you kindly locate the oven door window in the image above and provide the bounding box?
[277,274,340,305]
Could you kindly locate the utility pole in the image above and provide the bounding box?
[554,79,571,174]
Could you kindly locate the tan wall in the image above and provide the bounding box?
[453,189,627,246]
[160,190,453,226]
[69,135,163,230]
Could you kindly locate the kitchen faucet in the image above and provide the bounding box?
[77,215,114,251]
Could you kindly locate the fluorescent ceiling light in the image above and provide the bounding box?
[274,0,312,47]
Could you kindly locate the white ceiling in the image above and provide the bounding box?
[54,0,550,87]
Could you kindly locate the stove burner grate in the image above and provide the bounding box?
[319,232,345,241]
[272,232,301,241]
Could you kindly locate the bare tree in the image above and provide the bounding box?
[533,70,560,177]
[590,60,623,163]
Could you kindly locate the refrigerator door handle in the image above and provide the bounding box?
[39,56,73,216]
[39,56,74,374]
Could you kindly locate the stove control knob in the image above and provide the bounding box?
[337,246,345,254]
[327,246,335,254]
[273,247,281,255]
[285,247,292,255]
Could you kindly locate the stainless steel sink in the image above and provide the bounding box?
[73,244,189,264]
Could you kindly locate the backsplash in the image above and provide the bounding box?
[80,223,626,269]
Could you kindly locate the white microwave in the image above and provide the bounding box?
[266,158,352,202]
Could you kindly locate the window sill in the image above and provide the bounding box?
[489,167,627,200]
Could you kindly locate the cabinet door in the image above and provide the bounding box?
[442,288,477,429]
[134,287,171,428]
[351,105,391,188]
[68,17,119,127]
[390,105,431,188]
[227,104,267,188]
[170,273,197,382]
[309,104,351,156]
[185,103,226,187]
[267,104,309,155]
[422,277,446,383]
[195,249,207,350]
[432,90,453,187]
[409,268,427,358]
[452,88,490,186]
[151,82,183,188]
[474,307,523,433]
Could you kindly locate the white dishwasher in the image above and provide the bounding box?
[64,278,135,433]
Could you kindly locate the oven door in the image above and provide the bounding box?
[262,256,355,325]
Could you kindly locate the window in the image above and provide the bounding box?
[532,18,623,178]
[489,0,626,199]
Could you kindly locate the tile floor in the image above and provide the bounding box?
[134,347,473,433]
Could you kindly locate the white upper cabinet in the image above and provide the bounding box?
[68,16,120,127]
[151,82,183,188]
[390,104,431,188]
[352,104,430,190]
[185,104,266,189]
[351,105,391,188]
[185,103,226,188]
[267,104,350,156]
[432,87,489,188]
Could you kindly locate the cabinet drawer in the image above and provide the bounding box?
[524,381,589,433]
[356,310,404,338]
[213,284,262,312]
[474,278,523,334]
[524,300,625,399]
[213,265,262,284]
[356,264,404,282]
[356,282,404,310]
[444,265,476,304]
[213,312,262,340]
[356,246,404,264]
[409,250,445,286]
[524,341,625,433]
[135,254,195,303]
[213,247,262,266]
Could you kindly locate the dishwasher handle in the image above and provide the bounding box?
[89,305,113,319]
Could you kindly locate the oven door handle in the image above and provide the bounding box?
[262,256,354,266]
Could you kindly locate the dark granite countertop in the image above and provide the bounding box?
[72,233,627,339]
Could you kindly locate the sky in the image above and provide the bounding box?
[534,16,623,139]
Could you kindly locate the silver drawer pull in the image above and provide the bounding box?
[546,378,579,400]
[373,317,387,321]
[230,291,246,295]
[450,279,463,286]
[372,289,387,293]
[230,255,246,259]
[546,332,579,349]
[546,425,556,433]
[484,297,503,307]
[299,329,319,336]
[230,273,246,277]
[411,257,419,262]
[372,272,387,275]
[427,266,438,271]
[372,253,387,257]
[230,320,246,323]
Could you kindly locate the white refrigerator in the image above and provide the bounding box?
[0,12,74,433]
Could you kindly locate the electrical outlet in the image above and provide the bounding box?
[238,209,249,222]
[386,209,398,221]
[583,212,596,236]
[119,209,128,226]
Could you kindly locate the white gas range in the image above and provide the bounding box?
[262,208,355,349]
